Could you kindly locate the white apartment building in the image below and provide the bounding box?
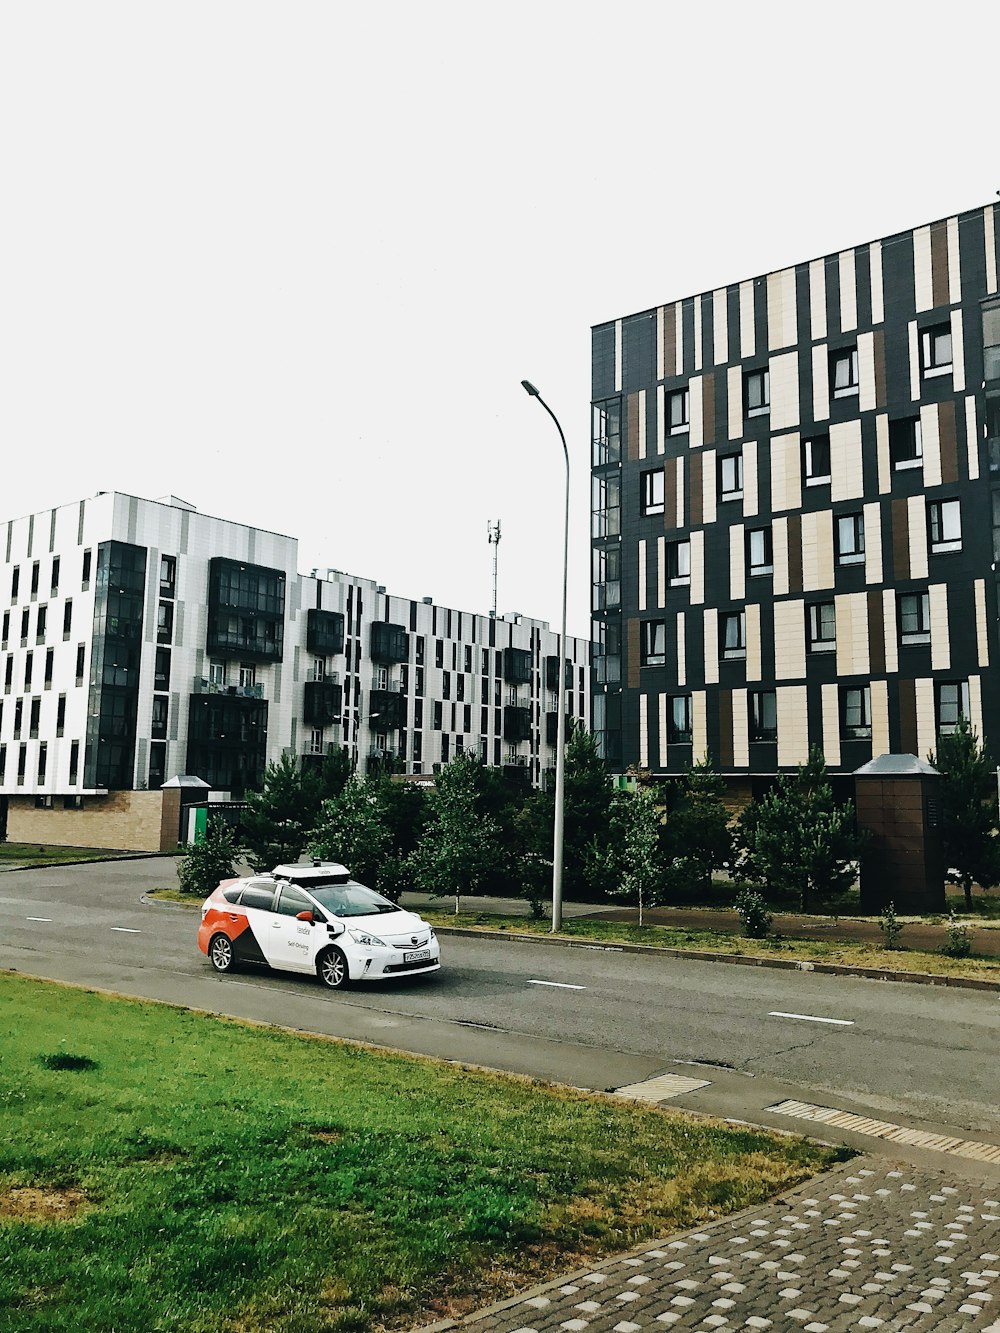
[0,492,589,850]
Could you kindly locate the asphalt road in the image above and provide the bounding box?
[3,857,1000,1172]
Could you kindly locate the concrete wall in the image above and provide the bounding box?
[6,790,179,852]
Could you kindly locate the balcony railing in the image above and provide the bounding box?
[307,667,340,683]
[192,677,265,699]
[370,676,401,692]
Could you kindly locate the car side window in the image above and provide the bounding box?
[275,886,313,917]
[239,884,276,912]
[222,888,243,903]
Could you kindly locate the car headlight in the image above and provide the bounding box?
[348,929,387,948]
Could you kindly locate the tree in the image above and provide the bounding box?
[317,745,354,802]
[660,754,733,898]
[734,747,866,913]
[240,753,323,871]
[309,777,391,889]
[532,728,614,902]
[608,787,664,926]
[177,817,240,896]
[410,754,500,913]
[929,716,1000,911]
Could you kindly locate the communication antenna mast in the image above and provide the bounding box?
[487,520,502,618]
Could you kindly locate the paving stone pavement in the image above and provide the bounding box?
[423,1158,1000,1333]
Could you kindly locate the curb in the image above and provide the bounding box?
[2,852,175,872]
[431,925,1000,993]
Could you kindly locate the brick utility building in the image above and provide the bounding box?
[0,493,589,850]
[591,201,1000,795]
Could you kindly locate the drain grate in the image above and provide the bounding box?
[767,1098,1000,1164]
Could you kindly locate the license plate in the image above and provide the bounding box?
[404,948,431,962]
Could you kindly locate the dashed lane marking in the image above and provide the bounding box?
[527,979,586,990]
[25,916,52,922]
[768,1010,855,1026]
[767,1098,1000,1163]
[110,927,142,934]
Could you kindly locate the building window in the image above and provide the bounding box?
[747,527,773,576]
[442,670,451,699]
[56,694,66,737]
[803,434,831,485]
[592,473,622,539]
[37,742,47,784]
[24,651,32,691]
[749,690,777,742]
[667,387,689,435]
[928,498,962,554]
[30,561,39,596]
[10,566,19,601]
[593,545,621,609]
[13,699,22,736]
[666,539,691,587]
[50,557,60,596]
[44,647,54,687]
[75,644,85,685]
[668,695,693,744]
[434,639,444,669]
[81,549,92,588]
[1,611,7,649]
[151,695,168,740]
[415,635,425,666]
[641,620,666,667]
[744,367,769,418]
[20,608,29,644]
[239,662,256,689]
[155,646,171,691]
[63,600,72,637]
[830,346,859,398]
[889,416,923,471]
[432,701,442,730]
[936,681,969,735]
[592,398,622,466]
[69,740,80,785]
[160,555,177,598]
[721,611,746,660]
[718,453,744,502]
[29,697,40,739]
[36,605,47,643]
[836,512,865,565]
[921,323,953,379]
[840,685,872,740]
[641,469,665,516]
[157,601,173,643]
[807,601,836,653]
[898,592,931,645]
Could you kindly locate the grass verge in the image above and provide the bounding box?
[420,912,1000,982]
[0,974,846,1333]
[0,843,128,867]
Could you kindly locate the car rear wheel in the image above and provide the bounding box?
[209,933,237,974]
[318,947,349,989]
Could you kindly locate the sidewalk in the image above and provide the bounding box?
[418,1158,1000,1333]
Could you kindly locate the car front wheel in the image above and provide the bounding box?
[317,947,349,990]
[209,933,237,974]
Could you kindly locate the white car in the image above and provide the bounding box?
[198,861,440,988]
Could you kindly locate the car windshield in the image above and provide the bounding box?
[308,883,401,917]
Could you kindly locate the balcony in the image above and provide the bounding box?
[192,677,265,699]
[306,608,345,656]
[370,621,409,664]
[503,704,532,743]
[545,712,572,746]
[544,655,573,691]
[502,646,531,686]
[370,675,401,692]
[369,688,406,730]
[306,666,340,684]
[304,678,343,727]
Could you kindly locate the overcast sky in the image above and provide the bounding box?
[1,2,993,638]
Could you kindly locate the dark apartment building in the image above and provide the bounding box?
[591,201,1000,794]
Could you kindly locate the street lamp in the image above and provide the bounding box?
[521,378,569,933]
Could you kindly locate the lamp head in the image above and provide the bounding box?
[521,379,540,397]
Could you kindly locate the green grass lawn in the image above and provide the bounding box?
[0,843,128,866]
[0,975,846,1333]
[420,912,1000,982]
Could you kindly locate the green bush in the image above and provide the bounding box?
[734,888,772,939]
[177,818,239,896]
[943,910,973,958]
[879,901,904,951]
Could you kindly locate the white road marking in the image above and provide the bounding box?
[528,979,586,990]
[768,1010,854,1026]
[111,927,142,934]
[26,916,52,922]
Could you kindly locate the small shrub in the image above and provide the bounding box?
[943,910,973,959]
[177,818,239,896]
[734,888,772,939]
[879,901,904,951]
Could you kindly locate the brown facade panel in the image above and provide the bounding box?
[718,688,734,768]
[626,617,640,690]
[702,372,715,445]
[891,498,910,581]
[689,452,703,527]
[627,393,640,463]
[873,328,887,408]
[897,678,918,755]
[938,399,959,483]
[930,220,949,310]
[787,513,803,594]
[867,591,886,676]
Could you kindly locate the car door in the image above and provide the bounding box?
[268,884,322,973]
[230,880,277,965]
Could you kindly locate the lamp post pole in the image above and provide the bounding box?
[521,379,568,933]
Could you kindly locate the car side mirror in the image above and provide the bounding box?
[296,910,314,923]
